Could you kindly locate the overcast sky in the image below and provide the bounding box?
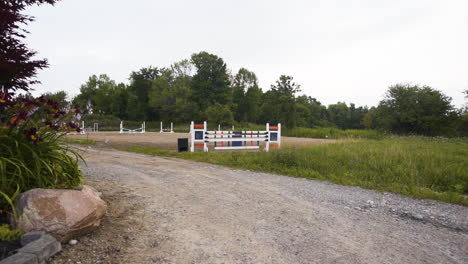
[26,0,468,107]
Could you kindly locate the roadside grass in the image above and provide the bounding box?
[121,138,468,206]
[61,138,96,145]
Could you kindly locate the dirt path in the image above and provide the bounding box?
[52,147,467,264]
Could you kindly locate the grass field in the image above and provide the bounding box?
[282,127,385,139]
[122,137,468,206]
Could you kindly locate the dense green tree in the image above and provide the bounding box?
[148,63,197,123]
[110,83,128,119]
[127,67,161,121]
[191,52,231,111]
[262,75,301,127]
[244,84,263,123]
[327,102,350,129]
[348,103,367,129]
[42,90,69,110]
[361,112,373,129]
[72,74,116,114]
[376,84,455,135]
[455,90,468,136]
[204,103,234,126]
[232,68,259,122]
[296,96,328,127]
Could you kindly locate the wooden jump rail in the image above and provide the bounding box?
[190,121,281,152]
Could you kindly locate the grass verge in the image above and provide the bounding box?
[62,138,97,145]
[120,138,468,206]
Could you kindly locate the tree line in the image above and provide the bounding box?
[44,51,467,136]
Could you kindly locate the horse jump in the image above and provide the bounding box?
[160,122,174,133]
[120,121,145,133]
[190,121,281,152]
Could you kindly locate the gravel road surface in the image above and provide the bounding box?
[52,147,467,264]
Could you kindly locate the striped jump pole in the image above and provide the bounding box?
[190,121,281,152]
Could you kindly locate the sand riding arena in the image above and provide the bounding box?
[66,132,338,150]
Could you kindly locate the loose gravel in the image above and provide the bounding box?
[52,147,467,264]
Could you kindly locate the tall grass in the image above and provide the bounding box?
[0,133,83,213]
[123,138,468,205]
[283,127,385,139]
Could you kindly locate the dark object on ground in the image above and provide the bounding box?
[0,240,21,261]
[0,232,61,264]
[0,213,21,261]
[178,138,188,152]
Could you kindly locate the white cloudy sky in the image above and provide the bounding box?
[26,0,468,107]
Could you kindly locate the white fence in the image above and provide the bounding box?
[119,121,145,133]
[160,122,174,133]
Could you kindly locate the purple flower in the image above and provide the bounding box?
[23,127,40,144]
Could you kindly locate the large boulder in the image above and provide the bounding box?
[13,185,107,242]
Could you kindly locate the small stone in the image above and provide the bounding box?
[69,239,78,246]
[354,207,361,210]
[366,200,377,208]
[413,214,424,220]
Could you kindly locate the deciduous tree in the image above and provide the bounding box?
[376,84,455,135]
[191,52,230,111]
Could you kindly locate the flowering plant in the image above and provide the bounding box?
[0,92,83,216]
[0,92,82,143]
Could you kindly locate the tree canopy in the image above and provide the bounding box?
[376,84,455,135]
[58,52,466,136]
[0,0,59,97]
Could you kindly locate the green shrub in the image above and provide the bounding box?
[0,224,23,241]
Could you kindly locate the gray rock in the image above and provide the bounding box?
[413,214,424,221]
[0,253,37,264]
[21,231,45,246]
[18,234,61,263]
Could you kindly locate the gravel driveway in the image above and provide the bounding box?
[52,147,467,264]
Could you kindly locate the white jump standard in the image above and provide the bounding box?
[190,121,281,152]
[160,122,174,133]
[119,121,146,133]
[79,121,86,135]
